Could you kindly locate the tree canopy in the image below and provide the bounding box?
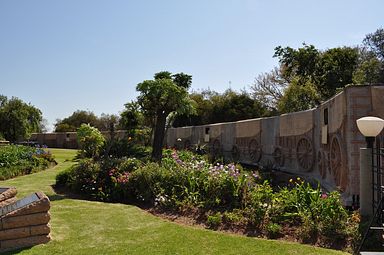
[173,89,267,127]
[136,71,194,161]
[55,110,119,132]
[0,95,42,142]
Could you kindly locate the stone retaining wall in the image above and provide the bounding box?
[0,188,51,252]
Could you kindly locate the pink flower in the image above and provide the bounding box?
[321,193,328,199]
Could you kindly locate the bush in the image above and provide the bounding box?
[0,145,55,180]
[207,212,222,230]
[77,124,105,158]
[56,148,359,251]
[266,223,282,239]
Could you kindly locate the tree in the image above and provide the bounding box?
[364,28,384,61]
[96,113,119,132]
[172,89,268,127]
[277,79,320,114]
[274,43,320,83]
[353,51,383,84]
[119,101,142,136]
[0,96,42,142]
[274,44,359,100]
[39,118,49,133]
[250,67,288,113]
[316,47,358,98]
[136,71,194,161]
[55,110,99,132]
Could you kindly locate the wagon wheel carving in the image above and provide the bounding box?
[248,139,262,163]
[296,137,314,172]
[317,150,326,179]
[330,136,342,178]
[231,145,240,162]
[210,139,221,158]
[272,147,284,167]
[330,135,348,191]
[184,139,191,150]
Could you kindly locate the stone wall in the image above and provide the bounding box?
[30,130,129,149]
[166,85,384,205]
[0,188,51,252]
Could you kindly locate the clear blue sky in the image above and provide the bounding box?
[0,0,383,131]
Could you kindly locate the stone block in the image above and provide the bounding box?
[0,187,17,203]
[0,197,17,208]
[0,227,30,241]
[30,224,50,236]
[1,212,50,230]
[0,234,50,252]
[0,192,50,218]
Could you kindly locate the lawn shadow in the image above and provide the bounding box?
[2,246,33,254]
[50,184,85,201]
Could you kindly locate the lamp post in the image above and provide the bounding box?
[356,116,384,216]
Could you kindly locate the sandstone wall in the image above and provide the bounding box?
[0,189,51,252]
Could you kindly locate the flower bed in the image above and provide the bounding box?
[0,145,56,180]
[56,149,360,252]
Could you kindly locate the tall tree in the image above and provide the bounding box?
[250,67,288,113]
[274,44,358,100]
[119,101,142,136]
[0,96,42,142]
[136,71,194,161]
[364,28,384,61]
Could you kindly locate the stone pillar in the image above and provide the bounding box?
[360,148,373,217]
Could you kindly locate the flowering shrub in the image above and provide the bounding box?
[0,145,55,180]
[77,124,105,158]
[56,149,359,251]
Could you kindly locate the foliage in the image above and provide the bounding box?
[250,67,288,113]
[55,110,120,132]
[277,79,320,113]
[266,223,282,239]
[56,148,359,251]
[353,55,383,85]
[119,101,142,136]
[136,71,194,161]
[316,47,358,98]
[0,95,42,142]
[207,212,223,230]
[363,27,384,61]
[274,43,320,83]
[55,110,99,132]
[77,124,105,158]
[173,89,267,127]
[0,145,55,180]
[2,149,347,255]
[274,44,358,101]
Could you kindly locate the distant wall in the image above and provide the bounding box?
[30,130,129,149]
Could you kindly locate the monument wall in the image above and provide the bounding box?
[166,85,384,205]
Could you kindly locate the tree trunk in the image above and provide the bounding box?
[151,112,167,162]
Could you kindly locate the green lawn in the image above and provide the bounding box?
[0,149,349,255]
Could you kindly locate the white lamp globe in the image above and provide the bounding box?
[356,116,384,137]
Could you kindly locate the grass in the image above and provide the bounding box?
[0,149,349,255]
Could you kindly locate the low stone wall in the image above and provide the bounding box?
[0,188,51,252]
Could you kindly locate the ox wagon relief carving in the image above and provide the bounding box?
[163,85,384,206]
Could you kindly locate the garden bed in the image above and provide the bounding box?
[0,145,56,180]
[56,149,360,253]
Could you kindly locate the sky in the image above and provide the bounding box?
[0,0,383,131]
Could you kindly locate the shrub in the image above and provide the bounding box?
[55,148,359,251]
[0,145,55,180]
[77,124,105,158]
[266,222,282,239]
[207,212,222,230]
